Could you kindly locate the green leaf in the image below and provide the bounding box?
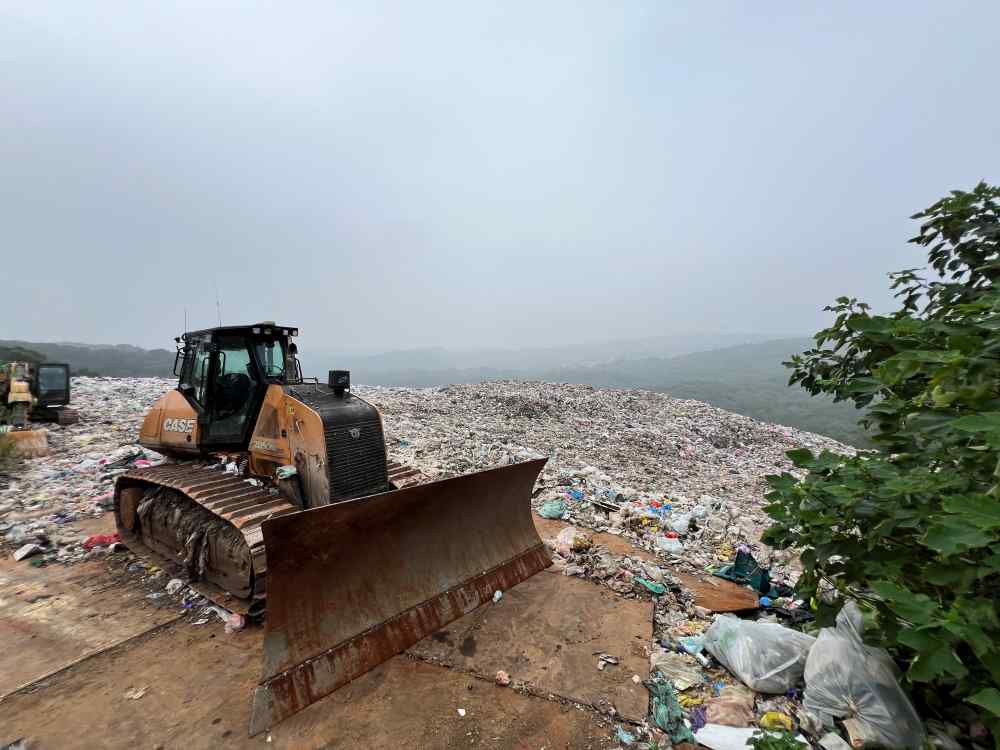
[951,412,1000,432]
[923,517,995,555]
[969,688,1000,717]
[908,642,967,682]
[870,581,938,626]
[897,627,942,652]
[941,495,1000,528]
[785,448,814,466]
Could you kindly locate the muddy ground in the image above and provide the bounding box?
[0,514,660,750]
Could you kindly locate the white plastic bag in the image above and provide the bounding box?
[553,526,592,555]
[802,600,925,749]
[703,614,816,693]
[670,513,692,534]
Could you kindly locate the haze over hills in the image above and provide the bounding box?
[0,340,175,378]
[1,335,868,446]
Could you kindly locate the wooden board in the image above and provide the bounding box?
[674,572,759,613]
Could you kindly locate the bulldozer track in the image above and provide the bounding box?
[115,459,427,613]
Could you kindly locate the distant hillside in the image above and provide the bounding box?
[331,338,870,446]
[301,331,779,376]
[0,344,47,365]
[542,338,870,446]
[2,335,868,445]
[0,341,174,377]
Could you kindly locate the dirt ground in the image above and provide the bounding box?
[0,515,660,750]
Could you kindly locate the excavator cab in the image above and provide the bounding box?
[171,323,299,450]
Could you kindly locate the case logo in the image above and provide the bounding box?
[252,438,278,452]
[163,418,196,433]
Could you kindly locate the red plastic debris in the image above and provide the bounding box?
[83,533,120,550]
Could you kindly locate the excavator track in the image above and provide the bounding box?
[114,460,426,614]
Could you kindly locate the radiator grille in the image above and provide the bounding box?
[325,417,389,499]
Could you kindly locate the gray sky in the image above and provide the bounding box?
[2,2,998,353]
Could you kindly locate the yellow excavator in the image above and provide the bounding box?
[113,322,549,734]
[1,361,78,457]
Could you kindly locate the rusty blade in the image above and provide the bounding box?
[248,458,549,735]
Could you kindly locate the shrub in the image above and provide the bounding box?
[764,183,1000,739]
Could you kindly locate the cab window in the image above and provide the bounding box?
[207,338,260,441]
[255,340,285,379]
[182,342,212,406]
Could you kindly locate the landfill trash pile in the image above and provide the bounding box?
[3,376,947,747]
[370,380,850,582]
[0,377,173,566]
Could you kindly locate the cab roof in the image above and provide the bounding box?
[180,323,298,341]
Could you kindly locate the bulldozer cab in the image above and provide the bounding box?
[175,323,299,450]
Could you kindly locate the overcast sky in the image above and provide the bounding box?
[2,2,998,353]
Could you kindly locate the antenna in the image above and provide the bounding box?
[184,307,188,333]
[214,279,223,326]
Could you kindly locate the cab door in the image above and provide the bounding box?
[201,336,265,449]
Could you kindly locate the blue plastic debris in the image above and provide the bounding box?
[615,726,636,746]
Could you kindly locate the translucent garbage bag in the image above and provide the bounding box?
[803,600,925,749]
[703,614,816,693]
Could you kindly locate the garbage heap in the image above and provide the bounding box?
[0,377,173,566]
[2,377,961,746]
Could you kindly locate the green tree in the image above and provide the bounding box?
[764,183,1000,740]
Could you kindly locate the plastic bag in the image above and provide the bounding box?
[670,513,692,534]
[538,499,566,519]
[655,534,684,555]
[802,600,924,749]
[703,614,815,693]
[553,526,591,555]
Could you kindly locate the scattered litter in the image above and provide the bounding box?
[655,534,684,555]
[615,726,636,746]
[646,671,696,744]
[13,543,43,561]
[649,648,704,691]
[492,590,503,603]
[631,674,641,684]
[704,684,755,727]
[818,732,853,750]
[595,653,619,671]
[494,670,510,686]
[457,708,466,717]
[759,711,794,731]
[275,465,297,479]
[634,577,666,595]
[703,614,815,693]
[553,526,592,555]
[165,578,185,595]
[83,533,120,550]
[123,686,148,700]
[0,376,858,740]
[803,600,925,749]
[538,499,566,519]
[694,725,808,750]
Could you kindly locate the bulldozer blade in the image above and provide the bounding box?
[1,428,49,458]
[248,458,549,735]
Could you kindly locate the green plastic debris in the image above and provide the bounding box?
[714,546,773,594]
[538,499,566,519]
[645,671,695,744]
[634,577,666,595]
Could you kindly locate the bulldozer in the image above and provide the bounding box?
[112,322,550,734]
